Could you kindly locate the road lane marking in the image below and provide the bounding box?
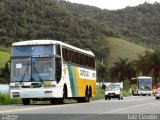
[0,105,58,114]
[0,102,90,114]
[0,96,156,114]
[96,96,154,103]
[104,102,158,114]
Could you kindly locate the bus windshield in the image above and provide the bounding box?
[11,45,53,57]
[138,79,152,90]
[11,57,55,82]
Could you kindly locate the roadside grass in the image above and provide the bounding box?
[0,93,21,105]
[123,90,131,97]
[0,51,10,68]
[91,88,105,100]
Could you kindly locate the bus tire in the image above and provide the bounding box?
[89,86,92,97]
[77,87,90,103]
[50,99,56,105]
[82,87,90,102]
[58,85,67,104]
[118,95,121,100]
[105,95,108,100]
[85,87,90,102]
[22,98,30,105]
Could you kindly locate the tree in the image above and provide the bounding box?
[135,51,152,76]
[150,50,160,84]
[96,60,107,87]
[109,57,135,82]
[135,50,160,84]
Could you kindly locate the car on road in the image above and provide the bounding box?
[105,84,123,100]
[155,88,160,100]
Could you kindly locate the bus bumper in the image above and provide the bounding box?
[138,91,152,95]
[10,88,62,99]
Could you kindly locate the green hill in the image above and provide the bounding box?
[61,1,160,47]
[0,0,117,60]
[0,51,10,68]
[106,37,153,67]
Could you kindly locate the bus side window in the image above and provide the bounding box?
[55,58,62,83]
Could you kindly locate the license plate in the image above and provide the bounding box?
[109,94,114,96]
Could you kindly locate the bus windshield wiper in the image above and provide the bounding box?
[20,62,30,83]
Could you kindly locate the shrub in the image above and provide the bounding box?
[0,93,21,105]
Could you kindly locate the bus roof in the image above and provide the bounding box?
[12,40,94,56]
[137,76,152,79]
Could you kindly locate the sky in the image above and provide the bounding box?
[66,0,160,10]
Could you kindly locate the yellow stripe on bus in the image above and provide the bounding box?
[75,67,96,97]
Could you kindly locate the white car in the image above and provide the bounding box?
[105,85,123,100]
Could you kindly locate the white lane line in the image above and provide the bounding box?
[104,102,158,114]
[0,102,93,114]
[0,105,57,114]
[96,97,154,103]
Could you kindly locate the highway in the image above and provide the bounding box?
[0,96,160,120]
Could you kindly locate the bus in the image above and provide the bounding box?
[10,40,96,105]
[130,76,152,96]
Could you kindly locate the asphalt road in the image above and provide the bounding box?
[0,96,160,120]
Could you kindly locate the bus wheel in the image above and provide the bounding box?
[77,98,83,103]
[22,98,30,105]
[85,88,90,102]
[77,88,90,103]
[58,85,67,104]
[105,95,108,100]
[57,98,64,104]
[50,99,56,105]
[118,95,121,100]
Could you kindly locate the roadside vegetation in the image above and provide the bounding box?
[0,93,21,105]
[91,88,105,100]
[0,50,10,68]
[123,90,131,97]
[106,37,153,67]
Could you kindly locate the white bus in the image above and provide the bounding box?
[131,76,152,96]
[10,40,96,105]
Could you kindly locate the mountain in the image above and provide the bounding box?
[0,0,119,60]
[1,0,159,61]
[60,1,160,47]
